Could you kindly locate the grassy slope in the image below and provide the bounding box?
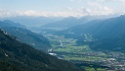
[0,29,82,71]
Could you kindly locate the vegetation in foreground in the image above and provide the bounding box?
[0,29,83,71]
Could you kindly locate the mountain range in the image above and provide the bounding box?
[0,29,82,71]
[55,15,125,52]
[0,16,63,27]
[40,15,118,31]
[0,20,51,52]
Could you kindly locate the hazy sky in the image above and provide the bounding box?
[0,0,125,17]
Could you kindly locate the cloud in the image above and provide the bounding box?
[0,9,11,17]
[16,10,86,17]
[69,0,82,3]
[67,6,73,11]
[98,6,113,15]
[95,0,125,2]
[77,6,113,16]
[87,2,99,6]
[78,8,91,15]
[0,9,20,18]
[0,8,114,18]
[83,2,114,15]
[0,0,125,18]
[69,0,74,2]
[0,9,86,18]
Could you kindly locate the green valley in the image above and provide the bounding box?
[46,34,125,71]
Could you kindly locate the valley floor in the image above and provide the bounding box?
[45,34,125,71]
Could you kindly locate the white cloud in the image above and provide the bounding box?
[69,0,74,2]
[0,8,114,18]
[87,2,99,6]
[16,10,86,17]
[95,0,125,2]
[85,2,114,15]
[79,7,113,16]
[69,0,82,3]
[78,8,91,15]
[97,6,113,15]
[0,9,11,17]
[0,9,85,18]
[0,9,20,18]
[0,2,124,18]
[0,0,125,18]
[67,6,73,11]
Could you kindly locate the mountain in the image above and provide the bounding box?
[3,27,51,52]
[0,20,51,52]
[0,29,82,71]
[41,17,78,30]
[40,15,117,31]
[0,16,63,27]
[0,20,26,28]
[59,15,125,52]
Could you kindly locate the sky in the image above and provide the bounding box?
[0,0,125,17]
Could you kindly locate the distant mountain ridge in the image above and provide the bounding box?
[0,20,51,52]
[0,16,63,27]
[0,20,26,28]
[41,17,78,30]
[70,15,125,39]
[58,15,125,52]
[40,15,117,31]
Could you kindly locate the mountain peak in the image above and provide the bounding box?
[119,14,125,19]
[3,20,14,23]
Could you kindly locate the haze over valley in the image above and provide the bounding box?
[0,0,125,71]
